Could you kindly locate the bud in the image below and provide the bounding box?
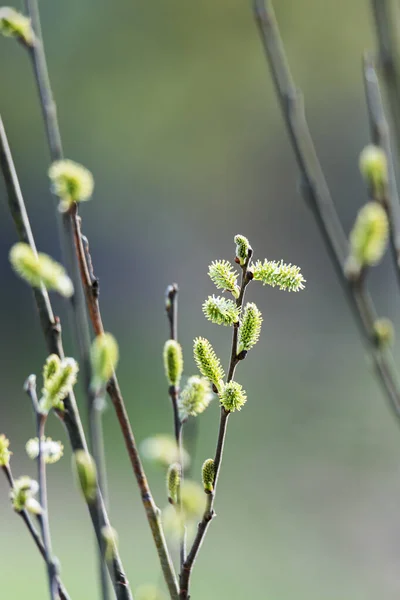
[179,376,213,419]
[9,243,73,297]
[201,458,215,493]
[141,435,190,469]
[163,340,183,387]
[374,318,394,349]
[0,434,11,467]
[166,463,181,504]
[349,202,388,268]
[0,7,34,46]
[10,476,41,514]
[91,333,119,389]
[219,381,247,412]
[234,234,251,266]
[359,145,388,198]
[252,259,305,292]
[41,356,79,412]
[48,159,94,211]
[193,337,225,390]
[101,526,119,562]
[202,295,240,327]
[73,450,97,503]
[26,437,64,464]
[208,260,240,298]
[238,302,263,353]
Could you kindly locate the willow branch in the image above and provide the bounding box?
[179,251,253,599]
[1,464,70,600]
[363,54,400,281]
[72,213,179,599]
[252,0,400,423]
[0,116,132,600]
[370,0,400,154]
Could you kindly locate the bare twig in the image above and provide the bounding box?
[0,116,132,600]
[363,54,400,279]
[165,284,186,567]
[25,376,57,600]
[252,0,400,422]
[1,464,70,600]
[370,0,400,154]
[179,251,253,599]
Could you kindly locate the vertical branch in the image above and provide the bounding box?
[25,377,57,600]
[252,0,400,423]
[1,464,70,600]
[179,251,252,599]
[165,284,186,567]
[0,117,133,600]
[370,0,400,153]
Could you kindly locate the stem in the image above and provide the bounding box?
[179,253,252,599]
[0,118,132,598]
[2,465,70,600]
[370,0,400,155]
[165,284,186,567]
[363,54,400,284]
[252,0,400,423]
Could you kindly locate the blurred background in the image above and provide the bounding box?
[2,0,400,598]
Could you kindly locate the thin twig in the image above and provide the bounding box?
[252,0,400,423]
[72,215,179,598]
[165,284,186,567]
[363,53,400,280]
[0,116,132,600]
[25,376,57,600]
[179,251,253,599]
[370,0,400,154]
[1,464,70,600]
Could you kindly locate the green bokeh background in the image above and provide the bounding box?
[2,0,400,598]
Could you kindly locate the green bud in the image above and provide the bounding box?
[73,450,97,503]
[193,337,225,390]
[359,145,388,197]
[202,295,240,327]
[48,159,94,211]
[181,480,206,519]
[0,434,11,467]
[141,435,190,469]
[166,463,181,504]
[26,437,64,464]
[101,526,119,563]
[374,318,394,348]
[91,333,119,388]
[252,259,305,292]
[238,302,263,353]
[219,381,247,412]
[41,356,79,412]
[349,202,389,268]
[208,260,239,298]
[10,476,41,514]
[201,458,215,493]
[234,234,251,266]
[0,7,34,46]
[9,243,74,297]
[179,376,213,419]
[163,340,183,387]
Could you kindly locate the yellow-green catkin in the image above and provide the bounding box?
[193,337,225,390]
[359,145,388,199]
[0,8,34,46]
[374,318,394,349]
[0,434,11,466]
[219,381,247,412]
[349,202,389,268]
[238,302,263,353]
[91,333,119,388]
[166,463,181,504]
[48,159,94,212]
[234,234,251,265]
[201,459,215,493]
[73,450,97,503]
[163,340,183,386]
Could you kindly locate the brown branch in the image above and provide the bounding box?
[252,0,400,423]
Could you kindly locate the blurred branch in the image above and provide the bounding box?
[252,0,400,421]
[370,0,400,154]
[1,464,70,600]
[363,54,400,281]
[179,251,252,599]
[0,116,132,600]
